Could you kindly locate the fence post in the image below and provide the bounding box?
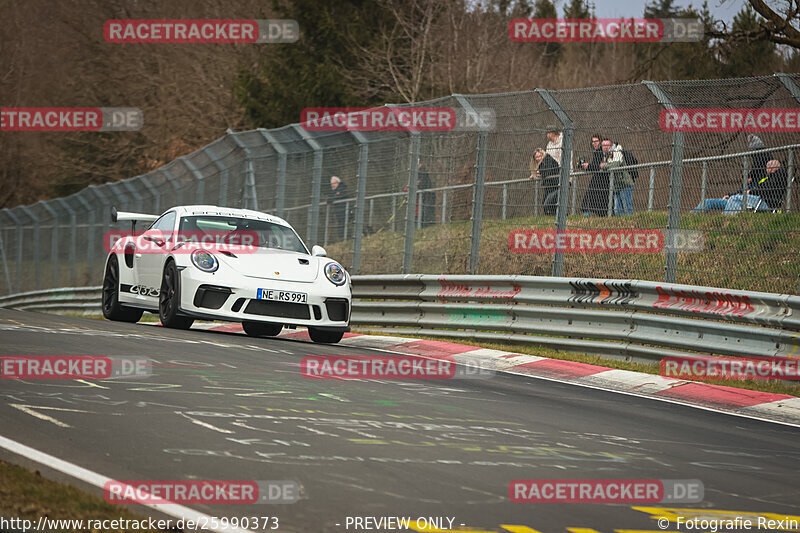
[402,132,420,274]
[0,209,17,294]
[182,157,205,204]
[785,150,794,213]
[455,95,489,275]
[119,180,143,213]
[139,176,161,214]
[258,130,288,218]
[775,73,800,218]
[607,172,615,216]
[292,125,323,244]
[645,80,684,284]
[2,209,22,293]
[699,161,708,211]
[19,207,39,289]
[160,168,184,206]
[56,198,77,287]
[441,189,448,224]
[38,202,59,288]
[648,166,655,211]
[350,131,369,274]
[391,196,397,232]
[228,135,259,211]
[203,146,229,208]
[536,88,574,278]
[502,184,508,220]
[74,193,96,284]
[740,157,749,213]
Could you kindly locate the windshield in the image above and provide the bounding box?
[178,216,309,254]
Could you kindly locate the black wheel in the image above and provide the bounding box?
[102,255,143,323]
[308,328,344,344]
[242,321,283,337]
[159,260,194,329]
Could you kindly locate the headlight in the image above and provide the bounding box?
[191,250,219,272]
[324,262,346,286]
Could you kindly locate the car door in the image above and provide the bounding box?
[136,211,177,302]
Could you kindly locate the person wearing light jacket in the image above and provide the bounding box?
[604,142,635,216]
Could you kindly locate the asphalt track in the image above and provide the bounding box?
[1,308,799,533]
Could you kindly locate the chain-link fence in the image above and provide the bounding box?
[1,73,799,297]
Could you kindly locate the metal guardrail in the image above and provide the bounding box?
[350,275,800,364]
[0,286,102,315]
[3,277,800,365]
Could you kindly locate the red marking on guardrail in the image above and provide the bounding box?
[654,287,754,317]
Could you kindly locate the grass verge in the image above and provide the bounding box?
[0,460,167,533]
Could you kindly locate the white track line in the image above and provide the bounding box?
[0,434,255,533]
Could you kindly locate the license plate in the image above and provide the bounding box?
[257,288,308,304]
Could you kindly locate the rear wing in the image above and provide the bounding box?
[111,206,159,232]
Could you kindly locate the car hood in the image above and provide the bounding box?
[218,248,320,283]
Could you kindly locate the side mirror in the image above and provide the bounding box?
[311,245,327,257]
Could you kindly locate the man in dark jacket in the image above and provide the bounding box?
[327,176,350,241]
[693,159,788,213]
[580,135,611,216]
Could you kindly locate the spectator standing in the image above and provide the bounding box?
[605,142,635,216]
[327,176,350,241]
[529,148,560,215]
[404,162,436,228]
[580,135,611,216]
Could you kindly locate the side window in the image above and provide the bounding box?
[150,212,176,235]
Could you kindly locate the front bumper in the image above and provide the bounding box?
[178,267,351,330]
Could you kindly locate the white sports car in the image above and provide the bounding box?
[102,205,351,343]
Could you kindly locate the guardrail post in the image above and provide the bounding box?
[292,125,323,244]
[455,95,490,275]
[258,130,288,217]
[2,209,22,293]
[56,198,77,286]
[402,132,420,274]
[648,166,655,211]
[536,88,574,277]
[350,131,369,274]
[74,194,96,284]
[645,80,685,284]
[229,134,259,211]
[203,146,229,208]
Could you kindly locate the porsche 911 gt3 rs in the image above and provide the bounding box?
[102,205,351,343]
